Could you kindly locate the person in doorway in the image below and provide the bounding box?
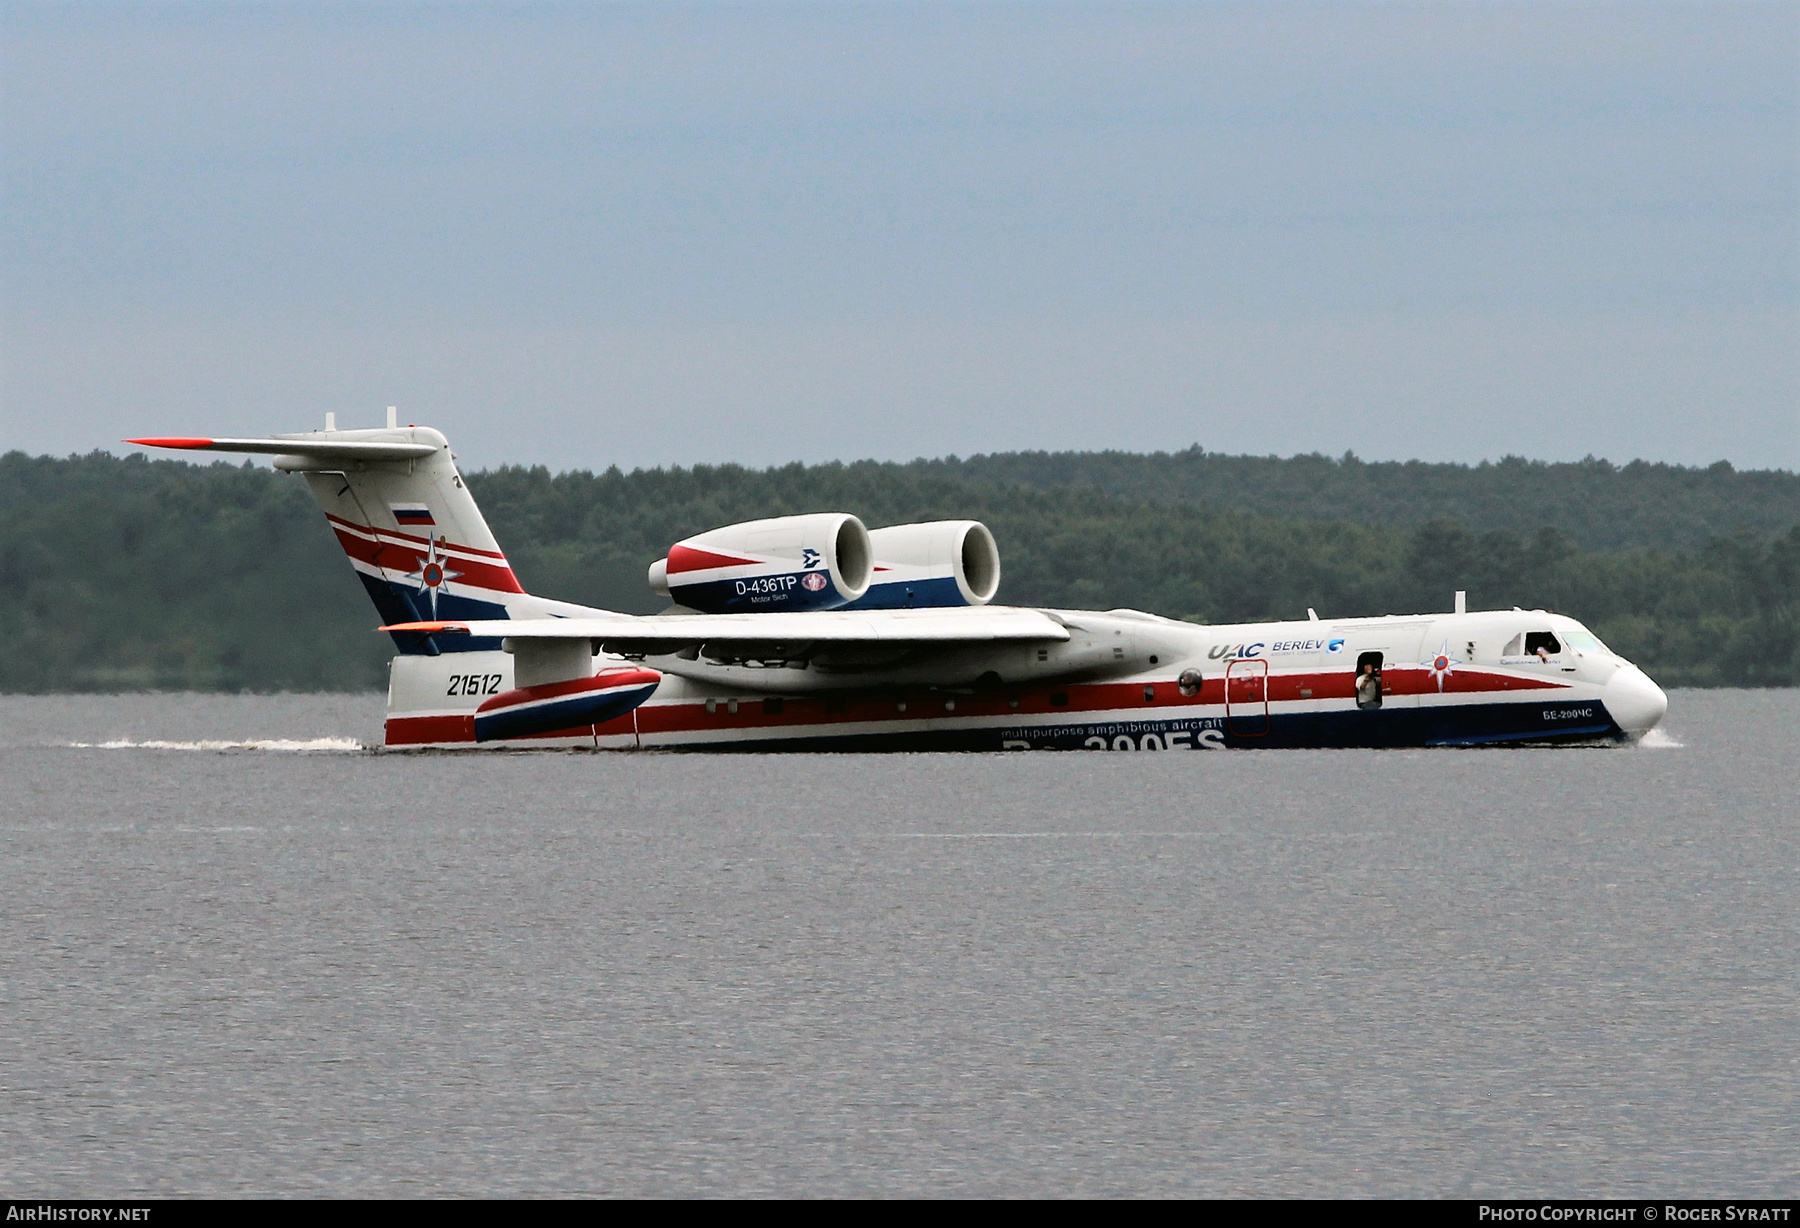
[1356,662,1381,709]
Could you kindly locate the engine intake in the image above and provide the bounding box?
[850,520,1001,609]
[648,512,873,613]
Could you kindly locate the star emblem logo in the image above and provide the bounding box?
[1420,639,1462,692]
[406,536,463,617]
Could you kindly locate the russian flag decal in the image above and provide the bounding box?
[391,503,435,526]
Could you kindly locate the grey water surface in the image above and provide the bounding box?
[1,690,1794,1197]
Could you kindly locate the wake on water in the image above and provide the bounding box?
[68,737,365,753]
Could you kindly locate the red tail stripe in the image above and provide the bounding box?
[331,525,526,593]
[324,512,508,560]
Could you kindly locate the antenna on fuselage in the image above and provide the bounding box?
[1454,590,1467,615]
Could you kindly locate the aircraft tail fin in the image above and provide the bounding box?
[128,419,600,654]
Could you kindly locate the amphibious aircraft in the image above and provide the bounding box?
[131,415,1669,751]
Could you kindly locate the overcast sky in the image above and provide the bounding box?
[2,1,1795,472]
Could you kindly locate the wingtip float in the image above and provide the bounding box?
[135,418,1669,751]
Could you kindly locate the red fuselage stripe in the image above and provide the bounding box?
[385,714,613,745]
[633,668,1570,735]
[389,668,1572,745]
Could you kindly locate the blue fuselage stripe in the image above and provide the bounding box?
[639,699,1632,752]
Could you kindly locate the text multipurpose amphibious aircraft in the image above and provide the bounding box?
[132,416,1669,751]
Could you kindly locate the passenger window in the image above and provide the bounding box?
[1354,651,1383,710]
[1524,631,1561,658]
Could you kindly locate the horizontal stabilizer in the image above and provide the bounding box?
[383,606,1071,645]
[127,436,439,462]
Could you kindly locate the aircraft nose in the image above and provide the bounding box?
[1606,663,1668,738]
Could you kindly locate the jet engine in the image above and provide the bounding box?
[648,512,873,613]
[850,520,1001,609]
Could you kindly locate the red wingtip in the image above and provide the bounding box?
[380,621,471,634]
[126,437,215,449]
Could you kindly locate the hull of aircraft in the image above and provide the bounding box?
[382,634,1661,752]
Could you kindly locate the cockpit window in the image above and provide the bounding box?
[1524,631,1561,656]
[1501,633,1522,656]
[1563,627,1609,654]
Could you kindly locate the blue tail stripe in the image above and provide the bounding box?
[359,574,509,654]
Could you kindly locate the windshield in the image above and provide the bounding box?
[1562,625,1612,655]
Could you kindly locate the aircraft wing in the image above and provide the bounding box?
[383,605,1071,647]
[390,606,1169,694]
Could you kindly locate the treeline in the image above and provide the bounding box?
[479,460,1800,688]
[2,448,1797,692]
[903,448,1800,554]
[0,451,391,692]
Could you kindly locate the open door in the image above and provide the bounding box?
[1226,658,1270,736]
[1354,651,1384,710]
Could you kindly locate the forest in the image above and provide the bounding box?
[2,446,1796,692]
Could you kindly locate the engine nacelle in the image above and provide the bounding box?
[648,512,873,613]
[849,520,1001,609]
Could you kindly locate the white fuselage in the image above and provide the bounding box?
[383,607,1667,751]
